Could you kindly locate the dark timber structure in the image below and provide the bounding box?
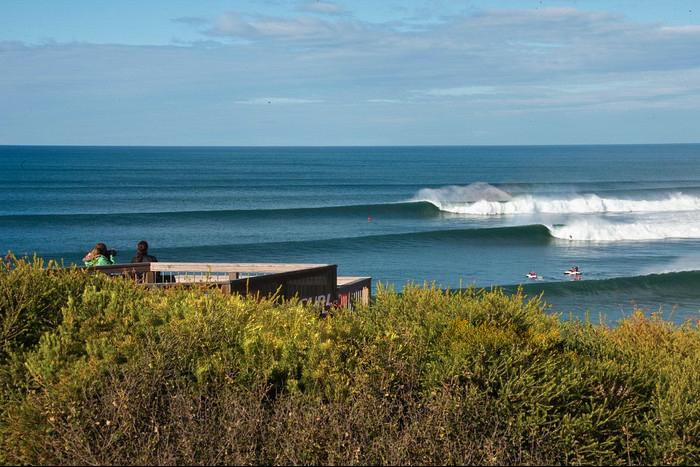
[90,262,371,309]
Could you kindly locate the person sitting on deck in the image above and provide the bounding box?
[131,240,171,283]
[131,240,158,264]
[83,243,116,266]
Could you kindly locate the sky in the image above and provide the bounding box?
[1,0,699,146]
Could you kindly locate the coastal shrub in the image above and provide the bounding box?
[1,258,700,465]
[0,256,114,411]
[0,255,106,360]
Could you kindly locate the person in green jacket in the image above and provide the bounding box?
[83,242,117,266]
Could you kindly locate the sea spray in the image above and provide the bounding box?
[413,183,512,204]
[413,186,700,216]
[547,215,700,241]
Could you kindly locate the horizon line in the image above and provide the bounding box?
[1,142,699,149]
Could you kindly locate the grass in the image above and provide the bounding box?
[1,255,699,465]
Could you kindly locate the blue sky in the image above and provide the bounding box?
[1,0,699,145]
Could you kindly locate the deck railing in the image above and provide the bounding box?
[337,276,372,310]
[89,262,371,308]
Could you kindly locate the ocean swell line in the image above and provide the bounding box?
[509,269,700,301]
[0,201,440,221]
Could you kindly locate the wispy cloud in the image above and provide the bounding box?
[206,11,365,41]
[171,16,209,27]
[2,6,700,144]
[235,97,323,105]
[367,98,404,104]
[6,7,700,104]
[412,73,700,113]
[658,25,700,34]
[416,86,498,97]
[298,1,348,16]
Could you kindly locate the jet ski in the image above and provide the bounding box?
[526,272,539,279]
[564,267,582,275]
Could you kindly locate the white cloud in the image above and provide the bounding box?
[298,1,347,16]
[658,25,700,35]
[196,6,700,81]
[417,86,498,97]
[207,11,361,40]
[3,6,700,144]
[210,12,256,36]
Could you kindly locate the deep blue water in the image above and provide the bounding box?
[2,144,700,323]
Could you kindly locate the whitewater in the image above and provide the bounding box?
[412,183,700,242]
[414,184,700,216]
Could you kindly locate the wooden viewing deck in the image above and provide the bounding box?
[90,262,371,309]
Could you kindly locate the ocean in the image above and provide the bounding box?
[2,144,700,324]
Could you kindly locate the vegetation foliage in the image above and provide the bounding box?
[1,255,699,465]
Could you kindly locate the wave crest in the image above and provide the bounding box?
[548,218,700,242]
[413,183,512,205]
[413,185,700,216]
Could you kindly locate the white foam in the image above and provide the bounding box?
[547,217,700,241]
[414,183,512,205]
[413,185,700,216]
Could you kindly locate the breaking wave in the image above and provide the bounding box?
[547,218,700,242]
[413,183,700,216]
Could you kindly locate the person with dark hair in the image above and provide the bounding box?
[83,242,117,266]
[131,240,158,263]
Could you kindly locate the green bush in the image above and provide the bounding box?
[1,257,699,465]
